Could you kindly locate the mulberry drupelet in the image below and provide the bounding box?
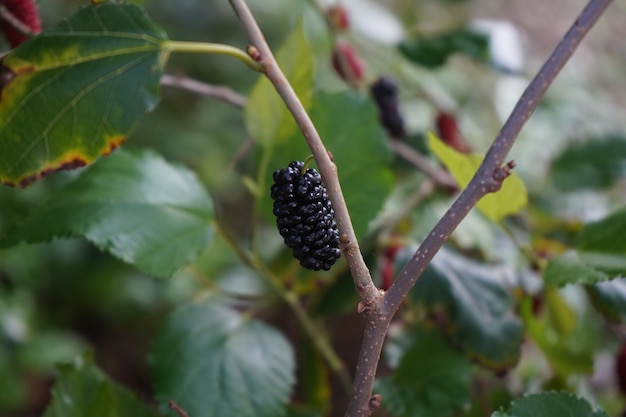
[271,161,341,271]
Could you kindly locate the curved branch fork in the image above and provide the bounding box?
[227,0,614,416]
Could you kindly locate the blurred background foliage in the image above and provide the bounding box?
[1,0,626,416]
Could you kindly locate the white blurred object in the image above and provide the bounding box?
[471,20,524,74]
[494,74,529,123]
[323,0,405,44]
[2,312,27,342]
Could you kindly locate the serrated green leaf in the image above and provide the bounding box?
[408,245,523,369]
[150,301,295,417]
[43,352,161,417]
[544,250,622,287]
[427,132,527,222]
[266,91,393,240]
[492,392,608,417]
[0,149,213,278]
[245,24,313,148]
[550,135,626,191]
[0,3,168,187]
[399,28,489,68]
[586,279,626,322]
[376,327,471,417]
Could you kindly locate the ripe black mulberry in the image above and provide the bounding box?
[370,76,407,139]
[271,161,341,271]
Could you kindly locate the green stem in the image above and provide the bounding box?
[214,223,352,393]
[166,40,263,71]
[251,255,353,393]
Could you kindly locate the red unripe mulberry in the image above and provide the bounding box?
[0,0,42,48]
[331,42,364,85]
[326,5,349,31]
[435,111,472,154]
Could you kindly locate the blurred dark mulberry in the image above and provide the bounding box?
[370,76,407,139]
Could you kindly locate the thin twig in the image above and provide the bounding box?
[168,400,190,417]
[389,139,457,189]
[228,0,380,305]
[161,74,247,108]
[213,222,353,392]
[0,6,36,37]
[345,0,614,415]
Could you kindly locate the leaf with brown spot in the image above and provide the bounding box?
[0,3,168,187]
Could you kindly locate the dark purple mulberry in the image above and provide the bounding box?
[271,161,341,271]
[370,76,407,139]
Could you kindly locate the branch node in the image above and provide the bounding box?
[493,159,516,182]
[247,44,262,61]
[357,289,385,313]
[369,394,382,411]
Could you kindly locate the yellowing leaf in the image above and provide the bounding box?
[427,131,527,222]
[0,3,168,187]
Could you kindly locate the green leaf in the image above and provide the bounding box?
[577,207,626,253]
[544,287,577,336]
[0,149,214,278]
[586,279,626,322]
[245,24,313,148]
[0,3,168,187]
[376,327,471,417]
[544,251,597,287]
[43,352,161,417]
[427,132,527,222]
[550,135,626,191]
[492,392,608,417]
[150,301,295,417]
[408,245,523,369]
[267,91,393,240]
[520,299,594,376]
[399,28,489,68]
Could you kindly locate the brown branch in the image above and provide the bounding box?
[168,400,190,417]
[227,0,380,305]
[345,0,614,415]
[161,74,247,108]
[389,139,457,189]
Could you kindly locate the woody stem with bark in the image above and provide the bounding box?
[228,0,613,416]
[346,0,614,415]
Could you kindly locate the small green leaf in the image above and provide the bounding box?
[245,24,313,148]
[0,3,168,187]
[492,392,608,417]
[586,279,626,322]
[150,301,295,417]
[521,299,594,376]
[399,28,489,68]
[43,352,161,417]
[427,132,527,222]
[267,91,393,240]
[550,135,626,191]
[544,250,620,287]
[577,207,626,253]
[544,287,577,336]
[376,327,471,417]
[408,245,523,369]
[0,149,214,278]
